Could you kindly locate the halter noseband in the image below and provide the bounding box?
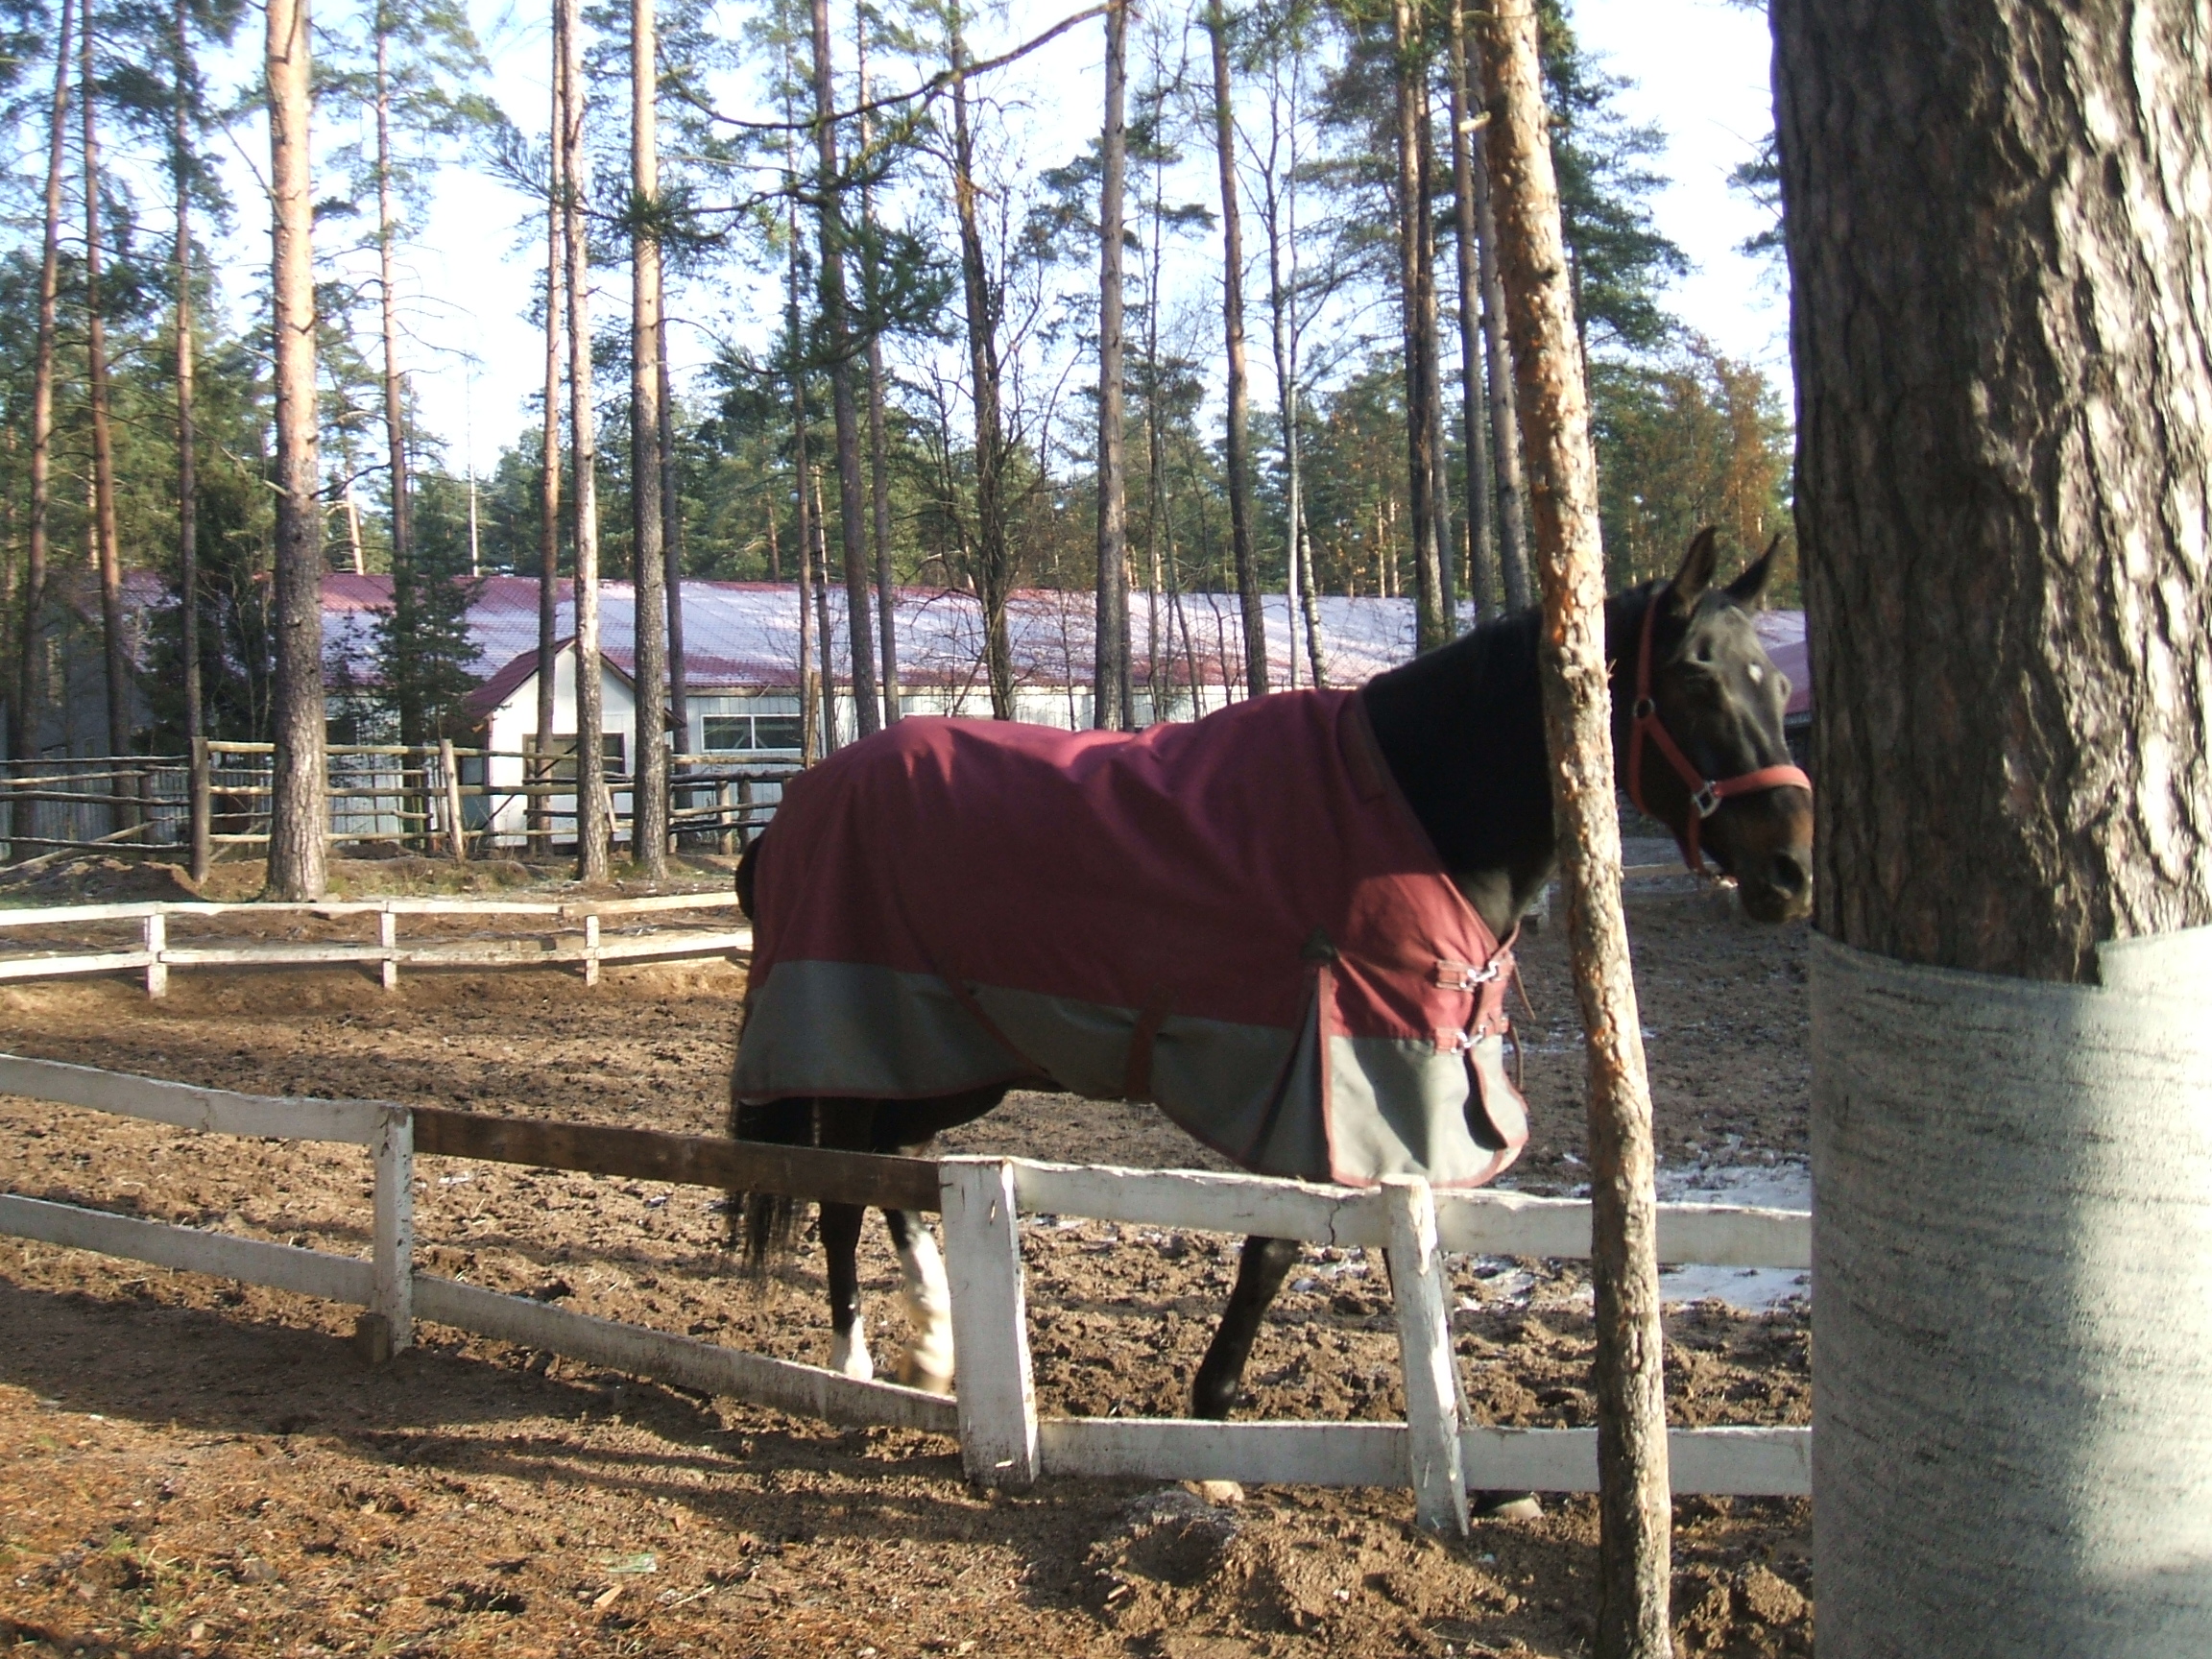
[1627,592,1813,875]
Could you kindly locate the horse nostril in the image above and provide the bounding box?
[1772,851,1811,895]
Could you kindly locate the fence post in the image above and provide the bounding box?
[188,737,212,884]
[143,911,168,999]
[360,1103,415,1363]
[378,905,399,992]
[439,738,468,862]
[1383,1175,1469,1535]
[583,913,601,988]
[940,1156,1039,1488]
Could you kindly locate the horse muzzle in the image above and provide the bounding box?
[1734,845,1813,924]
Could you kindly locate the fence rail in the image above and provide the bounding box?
[0,1053,1811,1531]
[2,742,802,871]
[0,892,751,995]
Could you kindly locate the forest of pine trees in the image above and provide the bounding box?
[0,0,1790,885]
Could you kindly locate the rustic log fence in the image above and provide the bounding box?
[0,893,751,995]
[1,743,800,873]
[0,1052,1811,1532]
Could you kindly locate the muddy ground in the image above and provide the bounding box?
[2,865,1812,1657]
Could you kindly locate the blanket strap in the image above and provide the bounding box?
[1121,985,1177,1103]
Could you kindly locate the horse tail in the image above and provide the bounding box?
[727,1094,811,1276]
[733,833,763,921]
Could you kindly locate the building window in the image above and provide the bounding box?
[523,733,626,781]
[701,713,801,754]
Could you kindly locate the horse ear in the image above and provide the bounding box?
[1665,527,1721,613]
[1726,535,1783,606]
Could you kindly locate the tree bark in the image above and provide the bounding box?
[785,92,819,766]
[1094,0,1131,730]
[557,0,607,881]
[1479,7,1670,1653]
[1393,0,1445,651]
[1417,71,1455,634]
[534,28,565,849]
[266,0,326,900]
[1776,0,2212,982]
[948,34,1014,720]
[808,0,878,739]
[1207,0,1266,699]
[660,310,688,750]
[1446,0,1495,617]
[857,12,898,726]
[812,469,837,747]
[173,0,202,772]
[630,0,668,878]
[83,2,134,829]
[1464,37,1530,612]
[10,0,72,857]
[375,20,419,766]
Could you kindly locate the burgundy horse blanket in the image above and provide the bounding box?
[733,687,1527,1189]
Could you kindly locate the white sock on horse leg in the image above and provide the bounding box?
[830,1311,875,1382]
[896,1227,955,1391]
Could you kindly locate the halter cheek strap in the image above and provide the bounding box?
[1627,593,1813,875]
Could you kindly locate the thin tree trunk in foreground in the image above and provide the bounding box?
[1447,0,1494,616]
[785,94,819,766]
[558,0,607,882]
[1466,36,1530,612]
[1393,0,1444,651]
[660,311,688,751]
[1208,0,1265,698]
[630,0,668,877]
[808,0,878,739]
[812,470,837,747]
[534,37,565,849]
[375,21,419,766]
[10,0,73,857]
[949,33,1013,720]
[173,0,202,765]
[266,0,327,900]
[1479,7,1669,1653]
[84,4,135,828]
[1418,79,1454,634]
[1094,0,1131,729]
[857,13,899,725]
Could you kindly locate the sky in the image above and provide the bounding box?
[205,0,1788,484]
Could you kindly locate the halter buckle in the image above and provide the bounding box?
[1693,781,1722,818]
[1632,696,1657,721]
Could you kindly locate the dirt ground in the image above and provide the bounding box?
[1,864,1813,1657]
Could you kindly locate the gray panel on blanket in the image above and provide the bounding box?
[1327,1034,1502,1190]
[736,960,1021,1099]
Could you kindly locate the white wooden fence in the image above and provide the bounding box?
[0,1052,1811,1533]
[0,893,752,996]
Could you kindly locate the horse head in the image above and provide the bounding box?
[1615,527,1815,925]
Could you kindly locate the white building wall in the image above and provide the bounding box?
[476,646,639,845]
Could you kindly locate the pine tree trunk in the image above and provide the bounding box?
[948,40,1014,721]
[857,14,898,726]
[785,97,818,766]
[1417,76,1454,635]
[1447,0,1495,616]
[558,0,607,881]
[10,0,73,857]
[173,0,201,769]
[660,310,688,753]
[265,0,326,900]
[1094,0,1131,730]
[811,470,837,748]
[1207,0,1265,698]
[1479,8,1670,1652]
[1393,0,1444,651]
[1464,38,1530,612]
[1776,0,2212,981]
[83,5,134,830]
[808,0,878,740]
[375,24,419,757]
[534,34,565,850]
[629,0,668,878]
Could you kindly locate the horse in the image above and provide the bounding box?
[726,526,1814,1416]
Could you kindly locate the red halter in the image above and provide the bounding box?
[1627,594,1813,875]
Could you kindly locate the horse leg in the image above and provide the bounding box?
[1191,1235,1302,1420]
[820,1200,874,1381]
[884,1207,955,1393]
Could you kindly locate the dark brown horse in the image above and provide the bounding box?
[730,529,1813,1408]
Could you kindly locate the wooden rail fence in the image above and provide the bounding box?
[0,893,751,995]
[0,1053,1812,1533]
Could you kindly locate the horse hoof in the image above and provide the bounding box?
[1471,1490,1542,1521]
[900,1357,955,1395]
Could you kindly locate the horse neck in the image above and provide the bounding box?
[1358,610,1556,937]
